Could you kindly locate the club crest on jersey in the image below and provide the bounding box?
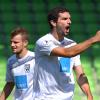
[24,64,30,73]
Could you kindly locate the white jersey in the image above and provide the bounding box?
[6,51,35,100]
[34,33,81,100]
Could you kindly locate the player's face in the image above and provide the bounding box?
[10,34,26,54]
[56,12,71,36]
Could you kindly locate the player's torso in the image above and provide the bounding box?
[9,51,35,100]
[34,35,76,99]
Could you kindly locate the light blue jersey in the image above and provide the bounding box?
[6,51,35,100]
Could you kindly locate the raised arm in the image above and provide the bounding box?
[51,31,100,57]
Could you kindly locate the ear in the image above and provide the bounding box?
[50,20,56,27]
[24,40,28,47]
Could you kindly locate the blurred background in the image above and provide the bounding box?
[0,0,100,99]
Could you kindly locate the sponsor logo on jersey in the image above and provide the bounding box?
[14,75,28,89]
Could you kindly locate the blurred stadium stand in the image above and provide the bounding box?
[0,0,100,99]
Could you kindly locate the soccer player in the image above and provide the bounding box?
[0,28,35,100]
[34,7,100,100]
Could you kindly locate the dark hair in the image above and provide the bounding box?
[47,6,69,29]
[11,27,29,41]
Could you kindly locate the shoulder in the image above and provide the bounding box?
[8,54,16,62]
[63,37,77,47]
[64,37,76,43]
[28,50,35,56]
[7,54,17,67]
[27,51,35,61]
[36,33,54,46]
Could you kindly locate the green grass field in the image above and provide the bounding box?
[0,57,100,100]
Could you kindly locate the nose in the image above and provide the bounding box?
[11,42,15,47]
[68,18,71,24]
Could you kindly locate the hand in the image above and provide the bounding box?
[94,30,100,42]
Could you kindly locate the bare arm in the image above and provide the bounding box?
[51,31,100,57]
[0,82,14,100]
[74,66,93,100]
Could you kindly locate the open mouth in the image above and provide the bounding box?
[65,26,70,32]
[66,26,70,30]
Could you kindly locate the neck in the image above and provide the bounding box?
[16,49,28,59]
[51,30,64,41]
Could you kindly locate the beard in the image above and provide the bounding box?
[56,25,69,36]
[57,28,69,36]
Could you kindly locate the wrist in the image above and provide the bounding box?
[89,36,97,44]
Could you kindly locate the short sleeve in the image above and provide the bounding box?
[36,39,58,56]
[72,55,81,67]
[6,60,14,82]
